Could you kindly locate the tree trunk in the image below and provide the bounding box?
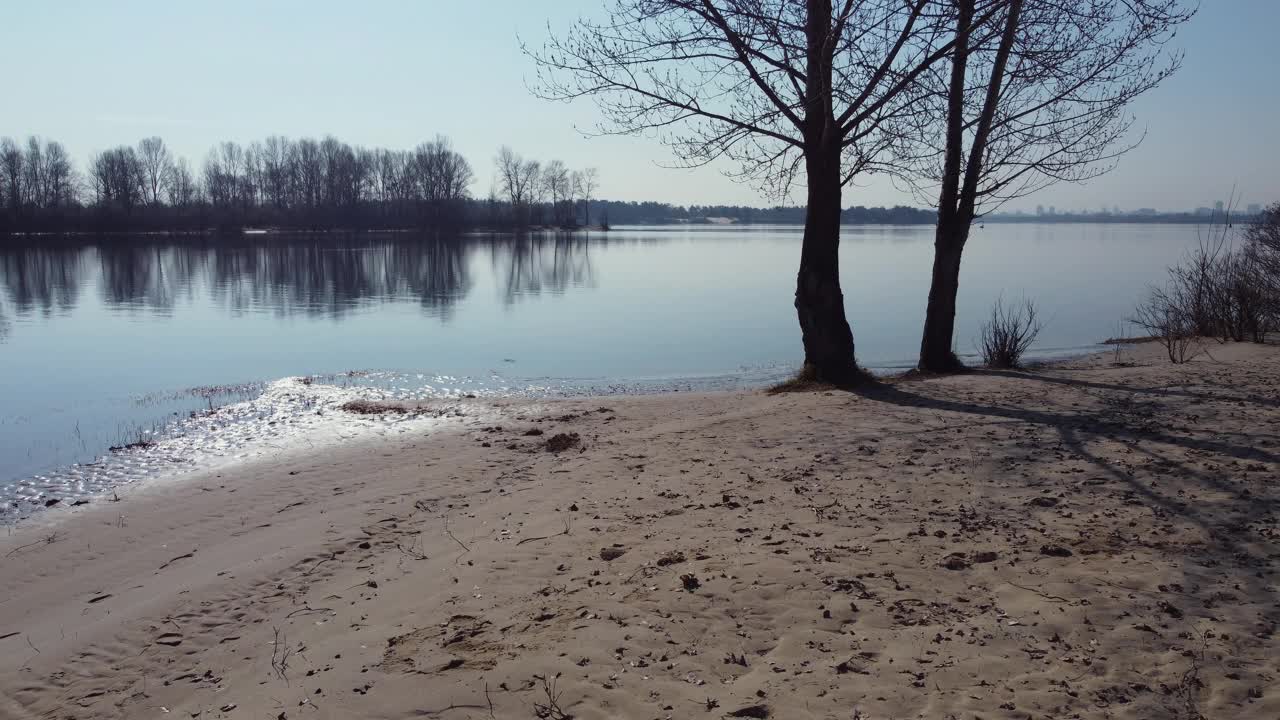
[795,150,859,384]
[918,0,975,374]
[918,217,970,371]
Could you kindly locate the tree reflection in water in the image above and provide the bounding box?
[0,232,627,321]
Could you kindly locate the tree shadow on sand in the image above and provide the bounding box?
[856,368,1279,635]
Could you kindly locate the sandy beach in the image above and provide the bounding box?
[1,341,1277,720]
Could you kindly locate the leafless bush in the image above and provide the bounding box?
[1169,234,1230,339]
[1218,250,1270,342]
[1131,283,1199,363]
[1243,202,1280,332]
[532,672,573,719]
[978,296,1043,369]
[1135,204,1278,360]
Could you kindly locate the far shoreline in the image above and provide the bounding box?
[0,214,1262,242]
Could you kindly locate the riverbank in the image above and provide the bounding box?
[2,341,1277,719]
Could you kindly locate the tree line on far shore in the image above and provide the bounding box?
[0,135,590,233]
[0,133,944,234]
[0,129,1247,236]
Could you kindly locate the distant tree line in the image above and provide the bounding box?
[0,133,945,235]
[9,129,1218,238]
[1,134,485,233]
[984,210,1262,225]
[583,201,935,225]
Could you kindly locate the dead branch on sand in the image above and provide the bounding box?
[516,517,572,546]
[5,531,63,558]
[270,626,298,684]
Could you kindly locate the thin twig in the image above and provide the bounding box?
[303,552,337,576]
[443,513,470,554]
[417,702,488,716]
[1004,580,1071,603]
[5,532,62,558]
[515,518,572,546]
[157,550,195,570]
[285,606,332,619]
[396,539,429,560]
[270,626,297,684]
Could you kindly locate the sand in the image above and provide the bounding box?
[1,341,1277,719]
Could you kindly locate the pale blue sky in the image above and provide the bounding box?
[2,0,1276,210]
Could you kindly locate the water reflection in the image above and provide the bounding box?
[0,245,85,316]
[202,239,475,319]
[0,232,613,320]
[98,243,203,312]
[488,233,596,303]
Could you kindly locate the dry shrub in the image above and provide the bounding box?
[1133,206,1280,363]
[1131,286,1199,363]
[978,295,1043,369]
[545,432,581,453]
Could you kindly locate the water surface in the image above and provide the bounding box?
[0,224,1202,513]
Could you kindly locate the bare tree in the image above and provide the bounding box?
[22,137,43,208]
[527,0,997,382]
[543,160,571,226]
[568,170,584,225]
[496,146,542,227]
[261,136,291,209]
[295,138,322,210]
[137,136,172,206]
[1,138,24,212]
[39,141,74,208]
[90,147,145,215]
[243,141,265,211]
[915,0,1193,371]
[411,136,474,227]
[165,157,196,207]
[578,167,599,227]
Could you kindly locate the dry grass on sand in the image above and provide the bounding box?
[1,342,1277,719]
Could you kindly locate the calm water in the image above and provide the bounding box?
[0,224,1200,512]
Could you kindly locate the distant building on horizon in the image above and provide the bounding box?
[1247,203,1262,215]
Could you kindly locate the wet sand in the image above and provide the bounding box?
[1,341,1277,719]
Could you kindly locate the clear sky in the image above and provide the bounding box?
[2,0,1276,211]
